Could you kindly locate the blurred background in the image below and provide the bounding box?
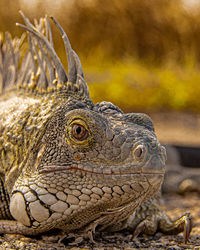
[1,0,200,146]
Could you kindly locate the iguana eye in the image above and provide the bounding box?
[72,124,89,141]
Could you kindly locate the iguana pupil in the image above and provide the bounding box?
[76,126,82,134]
[72,124,88,140]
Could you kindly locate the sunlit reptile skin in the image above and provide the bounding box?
[0,13,191,242]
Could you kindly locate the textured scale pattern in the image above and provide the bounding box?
[0,12,192,244]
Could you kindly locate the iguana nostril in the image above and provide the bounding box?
[134,145,145,160]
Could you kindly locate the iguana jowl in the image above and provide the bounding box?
[0,12,191,242]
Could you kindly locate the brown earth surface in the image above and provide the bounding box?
[151,112,200,146]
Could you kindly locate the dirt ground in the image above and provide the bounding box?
[151,112,200,146]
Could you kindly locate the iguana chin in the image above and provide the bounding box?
[0,11,191,243]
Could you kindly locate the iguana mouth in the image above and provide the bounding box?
[39,164,165,175]
[39,153,166,176]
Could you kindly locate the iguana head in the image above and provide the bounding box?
[10,13,166,234]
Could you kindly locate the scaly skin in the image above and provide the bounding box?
[0,13,191,243]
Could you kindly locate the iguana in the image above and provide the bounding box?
[0,12,191,244]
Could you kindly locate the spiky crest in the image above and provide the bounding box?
[0,11,90,99]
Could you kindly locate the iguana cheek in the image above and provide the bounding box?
[29,200,50,222]
[10,192,51,226]
[10,192,31,226]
